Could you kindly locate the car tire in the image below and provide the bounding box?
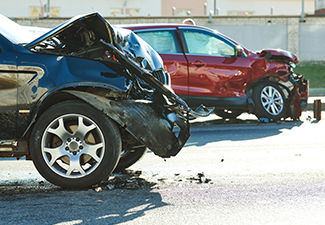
[114,146,147,172]
[214,109,243,119]
[30,101,121,188]
[252,82,287,121]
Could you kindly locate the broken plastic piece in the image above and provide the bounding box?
[259,118,269,123]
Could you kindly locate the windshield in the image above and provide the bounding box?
[0,14,36,44]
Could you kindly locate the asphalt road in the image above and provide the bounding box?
[0,110,325,225]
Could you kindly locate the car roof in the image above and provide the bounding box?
[117,23,213,31]
[119,23,251,55]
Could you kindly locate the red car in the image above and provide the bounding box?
[121,24,308,121]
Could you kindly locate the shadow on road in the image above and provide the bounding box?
[0,171,168,224]
[186,117,304,147]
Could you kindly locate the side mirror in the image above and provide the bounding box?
[235,45,244,57]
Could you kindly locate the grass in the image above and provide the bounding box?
[295,63,325,88]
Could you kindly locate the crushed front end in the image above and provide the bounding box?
[65,39,212,158]
[281,67,309,119]
[22,12,212,158]
[258,49,309,119]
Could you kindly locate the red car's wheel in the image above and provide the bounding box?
[214,109,243,119]
[252,82,287,121]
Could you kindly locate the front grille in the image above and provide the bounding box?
[136,69,169,85]
[151,69,166,84]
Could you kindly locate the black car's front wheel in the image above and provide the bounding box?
[30,101,121,188]
[252,82,287,121]
[114,146,147,172]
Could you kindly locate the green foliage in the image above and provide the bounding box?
[295,63,325,88]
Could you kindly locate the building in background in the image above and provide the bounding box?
[315,0,325,14]
[206,0,314,16]
[161,0,208,16]
[0,0,315,18]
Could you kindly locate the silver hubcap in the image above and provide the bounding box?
[41,114,105,178]
[260,86,283,116]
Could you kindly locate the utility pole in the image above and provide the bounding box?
[47,0,50,17]
[214,0,217,15]
[300,0,305,22]
[123,0,128,15]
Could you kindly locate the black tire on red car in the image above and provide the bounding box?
[214,109,243,119]
[252,82,287,121]
[30,101,121,188]
[113,146,147,172]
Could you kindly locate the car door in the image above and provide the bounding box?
[0,35,17,139]
[179,27,252,107]
[134,28,189,101]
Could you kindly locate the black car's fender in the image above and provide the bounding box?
[20,82,129,139]
[62,90,189,158]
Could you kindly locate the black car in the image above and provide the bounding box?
[0,13,210,188]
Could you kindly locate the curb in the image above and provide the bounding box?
[309,88,325,97]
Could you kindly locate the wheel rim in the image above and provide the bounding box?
[41,114,105,179]
[260,86,283,116]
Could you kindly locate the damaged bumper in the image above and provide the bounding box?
[285,72,309,119]
[296,76,309,117]
[64,90,211,158]
[71,39,212,158]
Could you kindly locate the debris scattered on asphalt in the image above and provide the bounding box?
[97,169,151,191]
[107,184,115,190]
[186,172,211,184]
[259,118,270,123]
[197,172,210,183]
[94,187,102,192]
[103,176,141,190]
[0,169,212,194]
[157,178,168,182]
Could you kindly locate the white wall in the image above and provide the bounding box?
[207,0,315,16]
[211,25,288,51]
[0,0,315,18]
[299,23,325,61]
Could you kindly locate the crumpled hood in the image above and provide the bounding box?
[24,12,163,72]
[257,49,299,64]
[25,13,111,49]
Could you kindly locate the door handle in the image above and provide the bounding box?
[190,60,205,67]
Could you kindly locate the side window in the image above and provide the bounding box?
[136,30,178,54]
[182,29,235,56]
